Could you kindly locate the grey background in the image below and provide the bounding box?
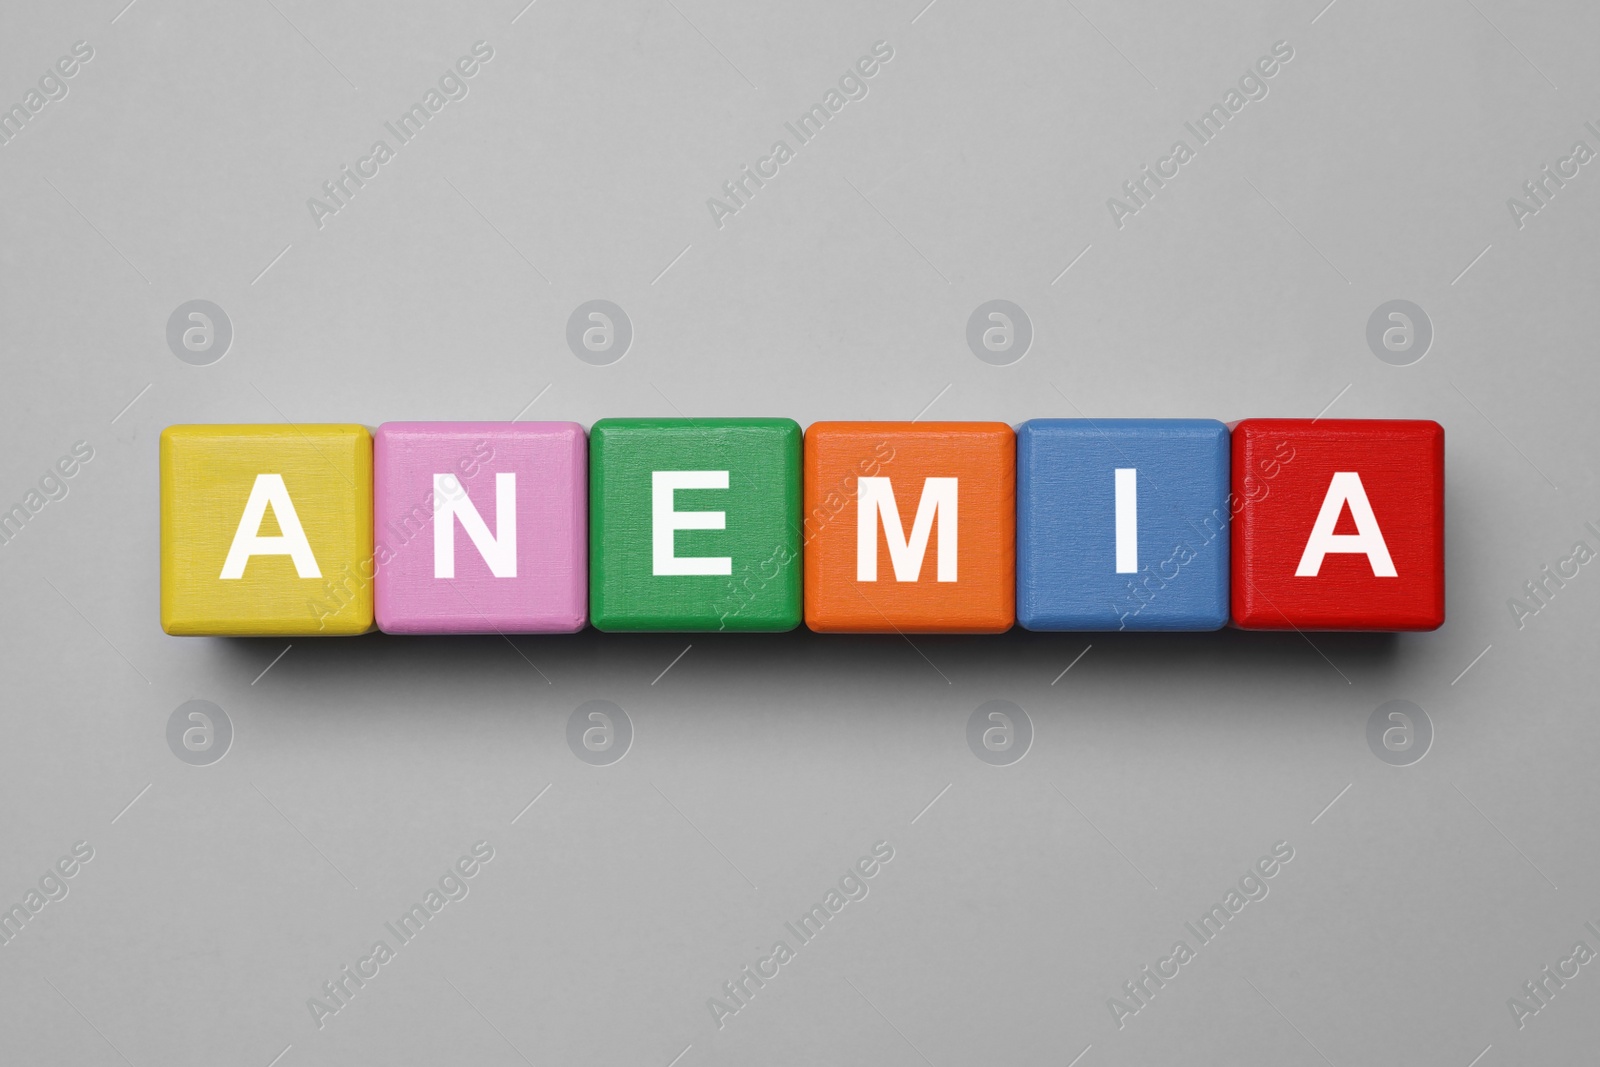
[1,0,1596,1064]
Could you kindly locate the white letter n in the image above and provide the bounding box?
[1295,471,1397,577]
[435,473,517,578]
[857,477,957,582]
[220,474,321,579]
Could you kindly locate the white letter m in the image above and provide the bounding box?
[857,477,958,582]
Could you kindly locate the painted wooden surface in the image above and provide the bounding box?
[1230,418,1445,631]
[1017,419,1230,631]
[804,421,1014,633]
[373,422,587,634]
[160,424,373,636]
[588,418,802,632]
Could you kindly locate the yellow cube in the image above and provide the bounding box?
[161,424,374,635]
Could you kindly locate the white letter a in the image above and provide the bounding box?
[1295,472,1397,577]
[220,474,321,579]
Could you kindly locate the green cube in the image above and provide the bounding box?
[589,418,802,632]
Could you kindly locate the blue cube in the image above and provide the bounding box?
[1017,419,1230,631]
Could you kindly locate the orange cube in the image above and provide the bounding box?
[804,422,1015,633]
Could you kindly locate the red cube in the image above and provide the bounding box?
[1231,419,1444,631]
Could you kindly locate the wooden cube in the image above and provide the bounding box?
[1231,419,1444,631]
[588,418,802,632]
[1017,419,1230,631]
[373,422,587,634]
[804,422,1014,633]
[160,424,373,635]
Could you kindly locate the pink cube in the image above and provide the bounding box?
[374,422,587,634]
